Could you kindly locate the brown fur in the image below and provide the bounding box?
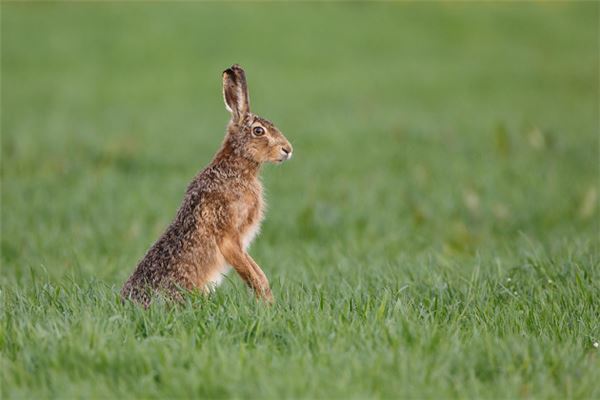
[121,65,292,307]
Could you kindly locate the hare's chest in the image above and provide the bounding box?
[235,185,264,250]
[242,217,261,250]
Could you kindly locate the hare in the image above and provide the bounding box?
[121,64,292,307]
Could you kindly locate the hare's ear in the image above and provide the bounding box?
[222,64,250,121]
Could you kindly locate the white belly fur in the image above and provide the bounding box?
[206,263,231,289]
[206,221,261,289]
[242,220,261,250]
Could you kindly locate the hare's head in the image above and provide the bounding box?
[222,65,293,164]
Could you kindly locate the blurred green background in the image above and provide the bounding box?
[1,2,598,399]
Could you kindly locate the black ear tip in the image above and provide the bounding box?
[223,64,244,80]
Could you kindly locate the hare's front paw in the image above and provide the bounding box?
[260,287,274,305]
[265,291,274,305]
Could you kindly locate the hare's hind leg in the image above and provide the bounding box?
[218,235,273,302]
[204,254,231,291]
[186,247,230,293]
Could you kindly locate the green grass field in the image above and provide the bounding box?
[2,2,599,399]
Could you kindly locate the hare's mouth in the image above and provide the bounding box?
[276,153,292,163]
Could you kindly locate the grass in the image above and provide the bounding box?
[1,2,599,399]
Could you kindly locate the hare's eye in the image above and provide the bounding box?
[253,126,265,136]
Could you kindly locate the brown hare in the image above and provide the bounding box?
[121,64,292,307]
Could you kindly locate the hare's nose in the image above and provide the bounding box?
[281,145,293,160]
